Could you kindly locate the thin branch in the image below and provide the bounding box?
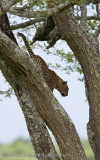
[9,0,77,18]
[11,17,46,30]
[96,3,100,17]
[95,24,100,38]
[87,16,100,20]
[92,24,100,55]
[76,16,100,21]
[80,2,87,29]
[0,0,20,15]
[86,0,100,5]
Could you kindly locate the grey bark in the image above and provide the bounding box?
[11,17,46,30]
[80,2,87,29]
[0,13,60,160]
[0,14,87,160]
[0,61,59,160]
[53,11,100,160]
[31,0,100,158]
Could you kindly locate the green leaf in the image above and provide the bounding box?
[19,0,23,5]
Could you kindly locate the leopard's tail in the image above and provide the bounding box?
[17,32,35,57]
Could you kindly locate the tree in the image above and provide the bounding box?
[0,0,100,159]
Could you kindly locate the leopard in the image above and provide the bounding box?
[17,32,69,96]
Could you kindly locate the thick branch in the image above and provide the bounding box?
[0,60,60,160]
[0,13,60,159]
[0,0,20,15]
[9,7,51,18]
[31,16,55,44]
[9,0,77,18]
[11,17,46,30]
[0,13,18,44]
[0,30,87,160]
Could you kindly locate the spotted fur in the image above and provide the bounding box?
[17,32,69,96]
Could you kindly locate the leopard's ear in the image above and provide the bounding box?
[63,81,67,84]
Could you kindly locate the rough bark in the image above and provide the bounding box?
[31,16,55,44]
[32,1,100,158]
[0,14,87,160]
[9,0,76,19]
[80,2,87,29]
[11,17,46,30]
[0,13,17,44]
[0,0,19,14]
[53,11,100,160]
[0,61,60,160]
[0,13,60,160]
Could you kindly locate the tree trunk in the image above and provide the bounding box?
[0,13,60,160]
[0,14,87,160]
[53,11,100,160]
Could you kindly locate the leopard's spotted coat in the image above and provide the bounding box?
[18,32,68,96]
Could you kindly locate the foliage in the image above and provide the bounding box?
[13,0,99,77]
[33,42,83,76]
[0,139,94,160]
[27,0,45,10]
[0,88,14,100]
[0,0,99,98]
[0,139,36,160]
[83,140,95,160]
[19,0,23,5]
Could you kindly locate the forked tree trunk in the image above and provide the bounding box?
[0,14,87,160]
[0,13,60,160]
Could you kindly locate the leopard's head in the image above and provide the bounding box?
[58,81,69,97]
